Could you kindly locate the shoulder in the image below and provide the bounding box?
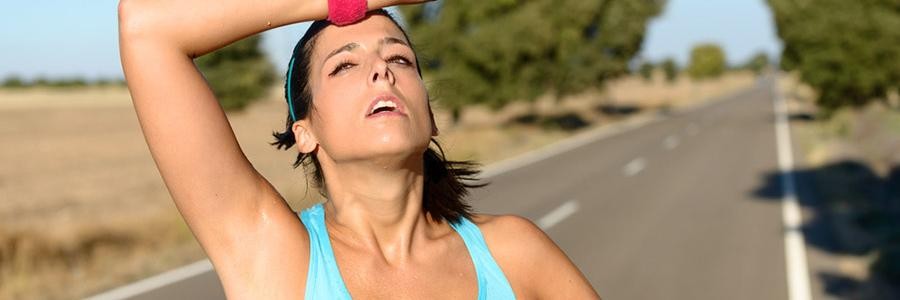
[470,213,542,237]
[469,213,601,299]
[468,213,558,265]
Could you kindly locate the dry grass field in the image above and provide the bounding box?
[0,71,754,299]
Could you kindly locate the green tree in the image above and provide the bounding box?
[687,43,726,80]
[741,52,769,75]
[638,61,654,82]
[767,0,900,114]
[95,78,113,87]
[661,57,678,83]
[33,77,48,86]
[195,34,275,111]
[52,77,87,88]
[2,75,27,88]
[401,0,666,120]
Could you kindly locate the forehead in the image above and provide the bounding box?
[311,15,410,60]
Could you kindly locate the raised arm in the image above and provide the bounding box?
[117,0,417,296]
[116,0,328,292]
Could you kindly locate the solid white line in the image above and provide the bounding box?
[663,135,679,150]
[84,260,213,300]
[622,157,647,177]
[537,200,580,230]
[773,79,812,300]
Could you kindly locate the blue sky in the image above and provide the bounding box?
[0,0,781,81]
[639,0,782,66]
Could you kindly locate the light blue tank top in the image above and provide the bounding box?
[298,203,516,299]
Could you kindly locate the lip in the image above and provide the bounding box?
[364,93,407,118]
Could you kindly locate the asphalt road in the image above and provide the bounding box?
[91,78,812,299]
[471,79,794,299]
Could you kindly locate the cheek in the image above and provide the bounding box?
[308,93,356,148]
[406,79,431,127]
[395,70,427,105]
[389,73,429,132]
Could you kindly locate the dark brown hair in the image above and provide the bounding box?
[270,9,486,224]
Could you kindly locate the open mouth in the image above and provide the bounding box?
[366,97,405,117]
[370,100,397,115]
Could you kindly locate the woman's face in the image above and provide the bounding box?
[301,15,434,164]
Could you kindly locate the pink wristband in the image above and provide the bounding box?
[327,0,368,26]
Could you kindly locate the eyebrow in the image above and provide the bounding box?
[323,37,410,64]
[379,36,408,48]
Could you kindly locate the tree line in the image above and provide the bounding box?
[400,0,666,120]
[1,76,125,88]
[94,0,893,121]
[54,0,766,116]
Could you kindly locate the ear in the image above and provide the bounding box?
[428,104,439,137]
[292,120,319,154]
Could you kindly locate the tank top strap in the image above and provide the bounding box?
[298,204,516,299]
[449,217,517,300]
[298,203,353,299]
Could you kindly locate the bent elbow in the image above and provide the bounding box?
[117,0,156,40]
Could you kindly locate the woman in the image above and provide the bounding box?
[118,0,599,298]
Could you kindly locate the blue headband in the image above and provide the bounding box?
[286,57,298,122]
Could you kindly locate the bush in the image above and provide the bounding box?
[49,78,88,88]
[687,43,726,80]
[661,58,678,83]
[2,75,26,88]
[195,35,275,111]
[742,52,769,75]
[638,61,654,82]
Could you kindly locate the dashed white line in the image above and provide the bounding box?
[623,157,647,177]
[773,81,812,300]
[663,135,680,150]
[537,200,580,230]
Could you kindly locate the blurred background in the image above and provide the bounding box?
[1,0,898,299]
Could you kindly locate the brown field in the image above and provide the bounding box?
[0,71,754,299]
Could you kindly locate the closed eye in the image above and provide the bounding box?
[329,60,356,76]
[387,55,413,67]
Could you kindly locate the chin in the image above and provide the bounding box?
[364,133,430,158]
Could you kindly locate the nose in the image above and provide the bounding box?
[370,59,395,85]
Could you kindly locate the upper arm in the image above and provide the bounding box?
[117,0,292,263]
[479,215,601,300]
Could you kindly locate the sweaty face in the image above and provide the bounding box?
[303,15,434,164]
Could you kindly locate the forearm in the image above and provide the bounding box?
[117,0,327,57]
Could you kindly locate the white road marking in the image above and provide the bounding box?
[537,200,580,230]
[622,157,647,177]
[86,86,763,299]
[686,123,699,136]
[480,81,755,179]
[663,135,680,150]
[481,113,664,178]
[773,81,812,300]
[85,259,213,300]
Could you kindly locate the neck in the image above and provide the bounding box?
[318,153,435,264]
